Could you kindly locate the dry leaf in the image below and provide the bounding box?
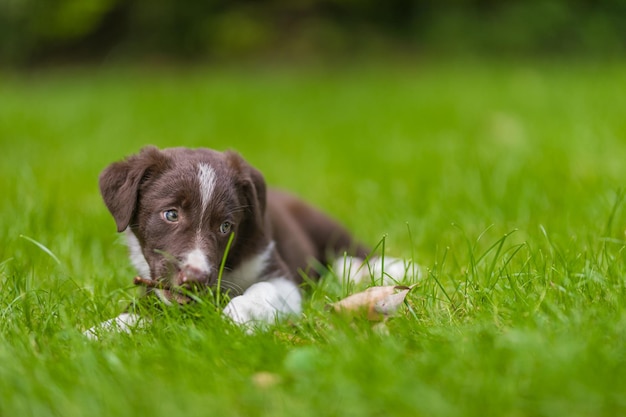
[329,285,413,321]
[251,372,281,388]
[374,289,411,316]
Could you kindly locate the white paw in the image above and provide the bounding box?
[333,256,420,285]
[222,278,302,327]
[83,313,143,340]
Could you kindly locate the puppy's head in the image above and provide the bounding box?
[99,146,268,295]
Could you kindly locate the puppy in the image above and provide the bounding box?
[86,146,407,337]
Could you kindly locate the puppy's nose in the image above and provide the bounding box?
[179,265,210,285]
[178,249,211,286]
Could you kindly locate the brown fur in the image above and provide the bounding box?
[99,146,369,290]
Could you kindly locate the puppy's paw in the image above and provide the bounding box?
[223,279,302,328]
[223,293,272,325]
[83,313,144,340]
[333,256,420,285]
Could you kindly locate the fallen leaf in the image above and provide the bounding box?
[374,288,411,316]
[251,372,281,389]
[329,285,414,321]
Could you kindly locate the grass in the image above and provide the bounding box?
[1,60,626,416]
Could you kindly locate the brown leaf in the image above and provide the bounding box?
[329,285,413,321]
[251,372,281,389]
[374,288,412,317]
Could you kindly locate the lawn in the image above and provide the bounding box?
[1,60,625,417]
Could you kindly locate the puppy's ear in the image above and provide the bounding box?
[99,146,170,232]
[225,151,267,229]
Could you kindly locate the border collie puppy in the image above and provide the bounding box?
[86,146,407,337]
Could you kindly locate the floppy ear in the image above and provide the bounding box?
[99,146,170,232]
[225,151,267,230]
[244,164,267,228]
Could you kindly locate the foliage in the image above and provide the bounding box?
[1,0,625,65]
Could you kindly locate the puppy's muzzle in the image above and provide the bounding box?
[177,265,212,287]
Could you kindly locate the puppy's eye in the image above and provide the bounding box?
[219,221,232,234]
[162,210,179,223]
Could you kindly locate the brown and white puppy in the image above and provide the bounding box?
[86,146,409,338]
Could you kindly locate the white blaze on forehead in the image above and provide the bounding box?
[184,248,211,274]
[197,163,217,214]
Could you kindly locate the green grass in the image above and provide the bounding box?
[1,60,626,416]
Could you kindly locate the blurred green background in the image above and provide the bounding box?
[1,0,624,66]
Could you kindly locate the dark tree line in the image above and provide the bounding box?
[1,0,624,66]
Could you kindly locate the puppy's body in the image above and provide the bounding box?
[88,146,373,336]
[265,190,369,280]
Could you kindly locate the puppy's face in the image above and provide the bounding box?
[99,147,268,295]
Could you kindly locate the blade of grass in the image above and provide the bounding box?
[216,232,235,306]
[19,235,61,265]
